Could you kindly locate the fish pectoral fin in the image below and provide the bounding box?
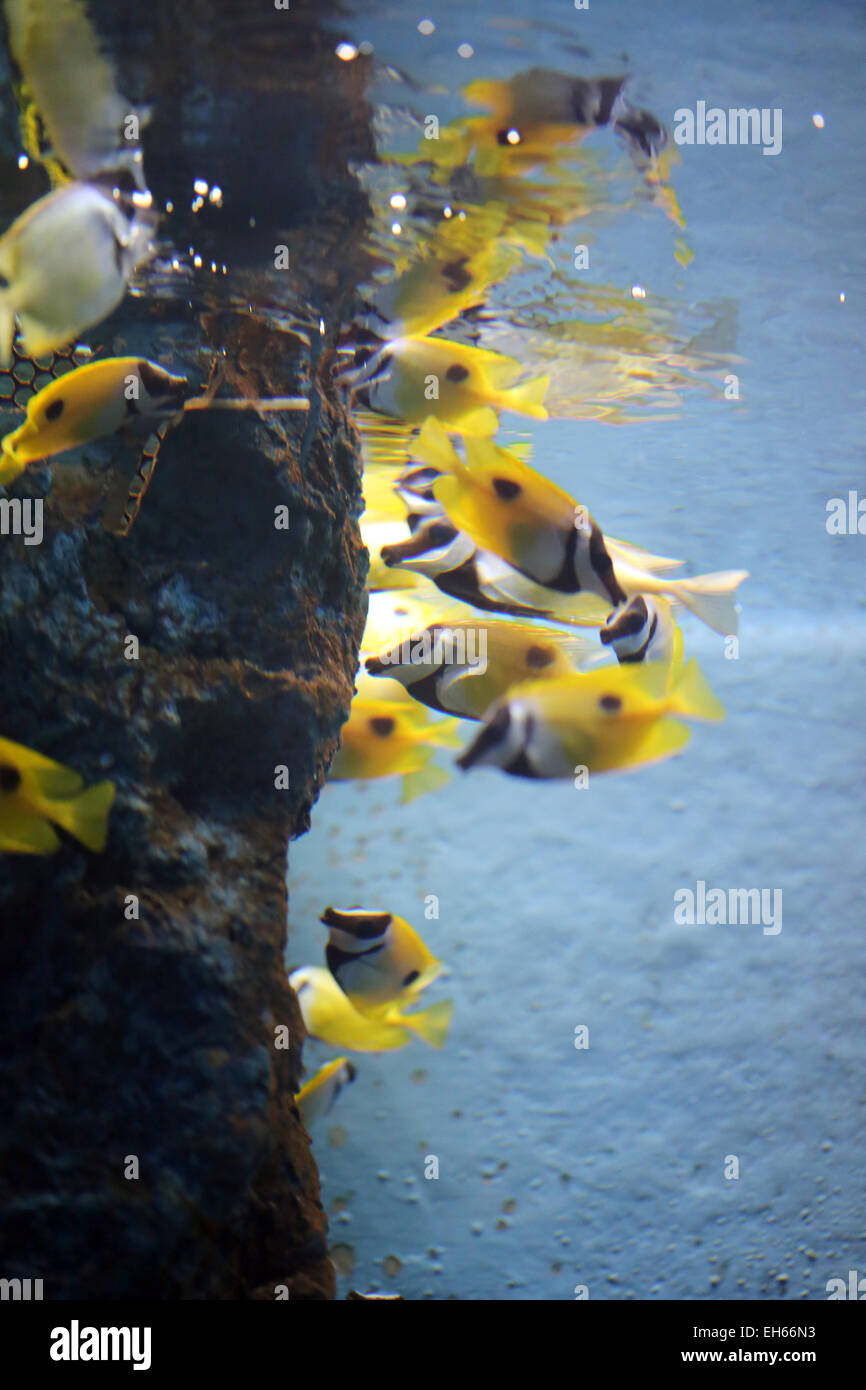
[0,805,62,854]
[596,718,692,773]
[450,405,500,437]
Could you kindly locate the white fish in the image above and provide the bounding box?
[0,182,154,366]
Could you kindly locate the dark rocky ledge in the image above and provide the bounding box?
[0,0,372,1299]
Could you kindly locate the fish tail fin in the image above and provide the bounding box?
[670,659,725,723]
[51,780,116,851]
[397,998,454,1049]
[502,372,549,420]
[400,762,450,803]
[0,448,28,486]
[667,570,748,635]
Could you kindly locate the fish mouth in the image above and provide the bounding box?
[364,655,386,675]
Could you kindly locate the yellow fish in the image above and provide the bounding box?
[321,907,442,1012]
[432,430,748,634]
[366,616,597,720]
[356,336,549,436]
[328,675,464,802]
[457,658,724,780]
[0,356,188,485]
[295,1057,356,1128]
[290,966,453,1052]
[359,239,518,342]
[0,735,115,853]
[0,183,154,366]
[5,0,150,189]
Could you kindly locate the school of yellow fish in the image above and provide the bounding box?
[0,8,749,1137]
[295,68,749,1124]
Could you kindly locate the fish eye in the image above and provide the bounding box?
[599,694,622,713]
[369,715,395,737]
[402,970,420,987]
[45,398,65,422]
[493,477,521,501]
[445,364,470,383]
[0,763,21,792]
[526,645,554,669]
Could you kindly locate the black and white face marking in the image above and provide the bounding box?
[135,360,189,419]
[457,701,536,774]
[395,464,444,519]
[380,519,474,576]
[600,595,655,663]
[600,595,668,664]
[322,908,393,980]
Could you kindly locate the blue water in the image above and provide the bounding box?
[290,0,866,1299]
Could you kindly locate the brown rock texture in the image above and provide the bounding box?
[0,0,373,1298]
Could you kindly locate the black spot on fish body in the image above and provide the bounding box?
[402,970,420,987]
[44,397,64,422]
[445,364,470,383]
[0,763,21,792]
[493,476,521,501]
[526,645,555,669]
[0,273,9,290]
[369,716,395,738]
[599,694,622,713]
[440,257,472,293]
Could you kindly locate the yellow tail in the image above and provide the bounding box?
[0,448,27,487]
[394,998,454,1049]
[50,780,116,852]
[501,372,550,420]
[670,659,725,723]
